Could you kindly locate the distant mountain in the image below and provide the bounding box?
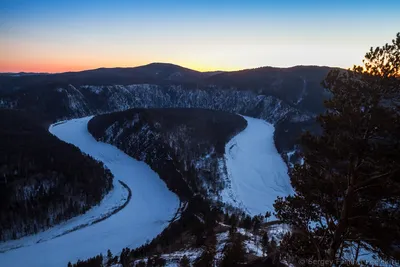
[0,72,49,77]
[207,65,333,114]
[0,63,206,91]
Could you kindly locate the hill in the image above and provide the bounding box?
[88,108,247,200]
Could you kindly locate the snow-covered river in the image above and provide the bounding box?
[222,116,293,216]
[0,117,179,267]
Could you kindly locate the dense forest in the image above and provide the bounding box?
[88,108,247,200]
[0,109,113,241]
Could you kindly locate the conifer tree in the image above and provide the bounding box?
[106,249,113,266]
[136,260,146,267]
[120,248,131,267]
[265,211,272,222]
[242,215,252,231]
[219,232,246,267]
[194,230,217,267]
[179,255,191,267]
[274,32,400,264]
[267,237,280,264]
[261,231,269,256]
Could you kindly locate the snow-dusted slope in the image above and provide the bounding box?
[222,116,293,216]
[0,117,179,267]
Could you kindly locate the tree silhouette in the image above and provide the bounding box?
[179,255,191,267]
[274,32,400,264]
[219,232,246,267]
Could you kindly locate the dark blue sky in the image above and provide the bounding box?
[1,0,399,72]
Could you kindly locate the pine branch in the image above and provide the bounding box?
[355,170,396,191]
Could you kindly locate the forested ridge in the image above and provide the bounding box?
[0,109,113,241]
[88,108,247,200]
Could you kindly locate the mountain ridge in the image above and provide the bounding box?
[0,62,338,75]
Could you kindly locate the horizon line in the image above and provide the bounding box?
[0,62,340,75]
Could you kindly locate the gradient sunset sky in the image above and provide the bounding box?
[1,0,399,73]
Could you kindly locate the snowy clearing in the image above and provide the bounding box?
[0,117,179,267]
[222,116,294,216]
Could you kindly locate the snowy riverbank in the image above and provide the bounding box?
[0,117,179,267]
[222,116,293,216]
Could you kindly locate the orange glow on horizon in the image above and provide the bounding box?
[0,61,245,73]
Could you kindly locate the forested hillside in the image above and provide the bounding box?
[88,108,247,200]
[0,110,113,241]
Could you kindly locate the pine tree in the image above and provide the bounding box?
[179,255,191,267]
[261,231,269,256]
[242,215,252,231]
[194,229,217,267]
[274,32,400,263]
[267,237,279,264]
[194,249,215,267]
[120,248,130,267]
[265,211,272,222]
[152,254,166,267]
[136,260,146,267]
[106,249,113,266]
[228,213,238,228]
[219,232,246,267]
[147,256,153,267]
[252,214,263,250]
[252,215,263,234]
[223,212,230,225]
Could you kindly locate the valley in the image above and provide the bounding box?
[0,65,319,265]
[0,110,293,266]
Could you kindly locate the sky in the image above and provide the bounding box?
[0,0,399,73]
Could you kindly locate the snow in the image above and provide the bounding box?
[295,78,307,105]
[84,85,103,95]
[0,117,179,267]
[131,249,201,267]
[162,249,202,266]
[216,228,263,259]
[286,149,296,168]
[221,116,293,217]
[286,150,296,161]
